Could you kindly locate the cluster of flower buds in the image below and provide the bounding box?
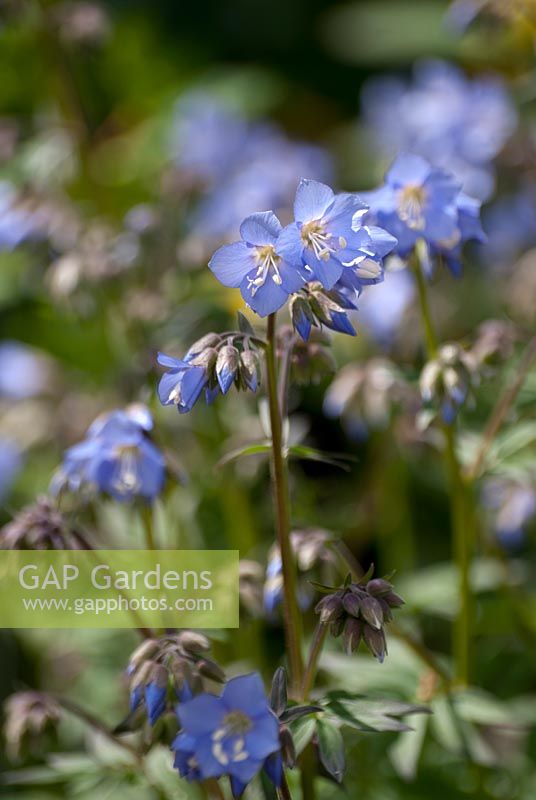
[289,282,357,341]
[0,496,91,549]
[4,691,61,761]
[324,358,414,438]
[419,343,476,425]
[315,570,404,663]
[264,529,339,614]
[277,325,336,386]
[158,329,262,414]
[126,631,225,726]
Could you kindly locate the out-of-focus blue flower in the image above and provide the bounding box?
[480,186,536,268]
[483,478,536,549]
[0,438,22,502]
[0,340,50,399]
[51,405,166,502]
[362,60,516,200]
[279,179,396,293]
[356,265,415,346]
[363,154,485,274]
[0,182,43,250]
[209,211,309,316]
[172,673,280,794]
[171,93,333,241]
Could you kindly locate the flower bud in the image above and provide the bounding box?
[341,591,362,617]
[290,295,317,341]
[343,617,363,654]
[363,626,387,663]
[216,345,240,394]
[279,725,297,768]
[315,593,344,624]
[239,349,260,392]
[176,631,211,653]
[186,333,221,358]
[4,692,61,762]
[129,638,160,668]
[360,595,384,630]
[366,578,393,596]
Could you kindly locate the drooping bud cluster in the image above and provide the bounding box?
[289,282,358,341]
[277,325,336,386]
[419,343,476,425]
[158,330,262,414]
[264,529,338,613]
[4,691,61,761]
[324,358,414,438]
[126,631,224,725]
[0,496,91,550]
[315,571,404,663]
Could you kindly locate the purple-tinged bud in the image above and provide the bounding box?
[377,598,393,622]
[197,657,226,683]
[130,659,154,691]
[190,346,218,372]
[279,725,296,768]
[216,345,240,394]
[239,349,260,392]
[366,578,393,597]
[384,591,405,608]
[129,638,160,667]
[330,617,345,638]
[343,617,363,654]
[363,626,387,663]
[315,593,344,624]
[176,631,211,653]
[290,295,316,342]
[360,596,384,630]
[342,591,362,618]
[186,333,221,358]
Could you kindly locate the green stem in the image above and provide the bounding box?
[141,504,156,550]
[266,313,304,693]
[412,249,471,686]
[301,623,328,701]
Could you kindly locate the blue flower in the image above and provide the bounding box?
[363,154,485,272]
[0,340,50,400]
[172,673,280,791]
[357,266,415,345]
[279,179,395,292]
[51,405,166,502]
[362,60,516,200]
[482,479,536,550]
[209,211,308,316]
[157,352,214,413]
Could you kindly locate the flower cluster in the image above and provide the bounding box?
[127,632,225,725]
[315,573,404,663]
[419,343,476,425]
[172,673,281,797]
[158,331,261,414]
[51,404,166,503]
[324,358,413,439]
[4,692,61,762]
[0,496,90,550]
[362,59,516,200]
[363,154,486,276]
[209,180,396,318]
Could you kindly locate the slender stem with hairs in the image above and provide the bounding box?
[266,313,304,691]
[412,249,471,686]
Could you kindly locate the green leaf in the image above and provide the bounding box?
[316,718,346,783]
[324,692,430,734]
[287,445,355,471]
[216,442,271,467]
[389,712,428,780]
[237,311,256,336]
[280,705,322,724]
[290,717,317,756]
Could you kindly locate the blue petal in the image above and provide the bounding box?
[157,352,186,369]
[209,242,255,288]
[325,311,356,337]
[263,752,283,787]
[305,251,343,289]
[243,712,280,760]
[293,308,312,342]
[294,179,334,223]
[216,363,236,394]
[230,775,248,798]
[240,211,282,245]
[222,674,269,718]
[227,756,264,785]
[130,685,143,712]
[386,153,431,187]
[365,226,398,257]
[145,682,167,725]
[277,223,304,267]
[158,371,182,406]
[178,366,208,412]
[240,277,289,317]
[177,694,226,735]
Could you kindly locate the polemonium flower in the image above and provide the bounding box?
[172,673,280,792]
[363,154,485,273]
[209,211,308,316]
[51,405,166,502]
[362,60,516,200]
[0,182,42,250]
[279,179,396,291]
[480,186,536,268]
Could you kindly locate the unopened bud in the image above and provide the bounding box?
[343,617,363,654]
[216,345,240,393]
[187,333,221,358]
[279,725,296,768]
[239,349,260,392]
[315,593,344,624]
